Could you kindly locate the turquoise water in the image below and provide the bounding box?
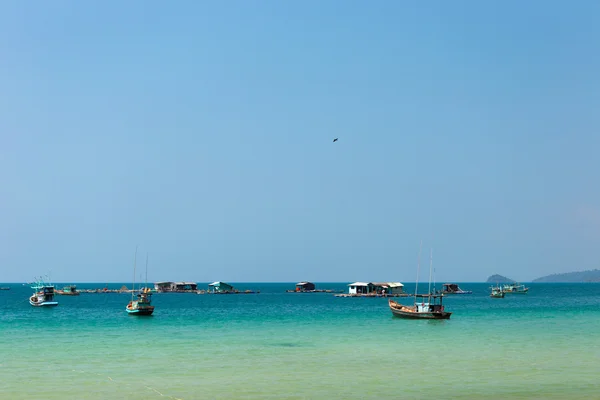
[1,283,599,399]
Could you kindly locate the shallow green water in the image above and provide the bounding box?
[1,283,598,399]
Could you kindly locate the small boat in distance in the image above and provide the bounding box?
[503,283,529,294]
[29,278,59,307]
[126,249,154,316]
[441,283,472,295]
[389,244,452,320]
[490,285,505,298]
[0,287,10,290]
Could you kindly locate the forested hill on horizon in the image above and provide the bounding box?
[532,269,600,283]
[486,274,516,283]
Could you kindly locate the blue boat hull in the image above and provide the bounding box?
[126,307,154,316]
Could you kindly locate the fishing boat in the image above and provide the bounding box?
[126,250,154,316]
[29,278,58,307]
[389,294,451,319]
[490,285,505,298]
[57,285,80,295]
[389,244,452,320]
[502,283,529,294]
[0,287,10,290]
[441,283,472,295]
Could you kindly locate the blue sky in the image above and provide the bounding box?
[1,1,599,283]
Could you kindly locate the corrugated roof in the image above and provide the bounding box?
[348,282,370,286]
[209,281,232,286]
[387,282,404,287]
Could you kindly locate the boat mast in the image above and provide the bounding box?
[132,246,138,302]
[414,240,423,298]
[145,253,148,291]
[428,248,433,299]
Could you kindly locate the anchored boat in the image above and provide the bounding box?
[502,283,529,294]
[441,283,472,295]
[490,285,505,298]
[389,243,452,320]
[29,278,58,307]
[389,294,451,319]
[126,249,154,316]
[126,287,155,316]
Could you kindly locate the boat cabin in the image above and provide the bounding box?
[414,294,446,313]
[208,281,235,293]
[295,282,315,292]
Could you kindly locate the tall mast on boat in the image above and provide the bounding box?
[428,248,433,301]
[145,253,148,291]
[132,246,138,302]
[414,240,423,298]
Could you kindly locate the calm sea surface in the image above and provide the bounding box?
[1,282,599,399]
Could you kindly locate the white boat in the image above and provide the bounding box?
[502,283,529,294]
[490,285,505,298]
[29,278,58,307]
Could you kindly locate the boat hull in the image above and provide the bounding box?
[390,308,451,319]
[126,307,154,316]
[442,291,472,295]
[30,300,58,307]
[389,300,451,319]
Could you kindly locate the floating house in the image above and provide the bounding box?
[371,282,404,295]
[295,282,315,292]
[154,281,198,292]
[208,281,235,293]
[174,282,197,291]
[348,282,372,295]
[154,282,173,292]
[347,282,404,295]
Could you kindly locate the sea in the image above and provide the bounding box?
[0,282,598,399]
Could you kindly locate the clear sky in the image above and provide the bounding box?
[1,1,599,283]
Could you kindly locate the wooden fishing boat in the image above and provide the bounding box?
[490,285,505,298]
[126,287,155,315]
[125,249,154,316]
[389,295,451,319]
[389,243,452,320]
[502,283,529,294]
[441,283,472,294]
[29,278,59,307]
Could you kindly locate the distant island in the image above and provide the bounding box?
[532,269,600,283]
[486,274,515,283]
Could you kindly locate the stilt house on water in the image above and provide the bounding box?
[347,282,404,295]
[153,282,198,292]
[295,282,315,292]
[208,281,235,293]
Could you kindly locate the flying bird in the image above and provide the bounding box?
[333,138,338,142]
